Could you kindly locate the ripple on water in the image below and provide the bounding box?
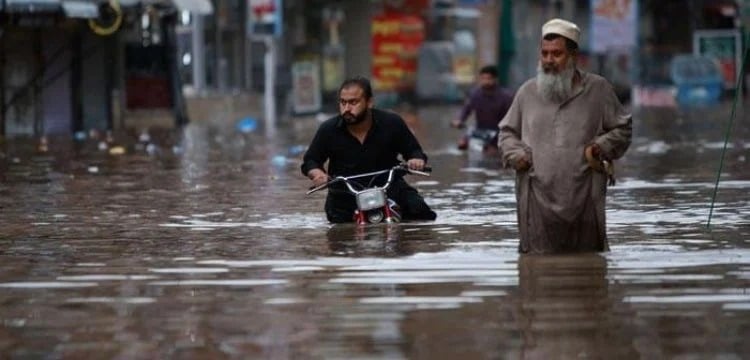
[624,294,750,303]
[723,303,750,310]
[159,213,328,230]
[359,296,482,305]
[65,297,156,304]
[56,275,159,281]
[148,267,229,274]
[607,247,750,269]
[147,279,287,286]
[0,282,99,288]
[264,297,310,305]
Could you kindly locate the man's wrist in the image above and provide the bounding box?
[308,169,324,179]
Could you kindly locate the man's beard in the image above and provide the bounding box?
[343,108,368,125]
[536,60,575,103]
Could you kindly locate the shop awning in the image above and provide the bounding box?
[2,0,212,16]
[170,0,212,15]
[4,0,62,13]
[61,0,99,18]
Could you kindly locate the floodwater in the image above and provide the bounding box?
[0,103,749,359]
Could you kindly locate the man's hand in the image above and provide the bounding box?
[307,169,329,187]
[584,143,605,172]
[515,156,531,171]
[450,119,465,129]
[586,143,602,158]
[406,158,426,171]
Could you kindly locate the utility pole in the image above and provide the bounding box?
[548,0,563,18]
[0,26,5,137]
[262,35,276,138]
[248,0,281,138]
[741,0,750,96]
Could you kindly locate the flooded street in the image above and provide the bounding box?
[1,103,749,359]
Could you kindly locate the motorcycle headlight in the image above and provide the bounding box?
[356,189,386,211]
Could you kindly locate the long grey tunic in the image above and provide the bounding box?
[498,71,632,254]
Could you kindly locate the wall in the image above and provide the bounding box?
[42,29,73,135]
[2,29,37,136]
[477,1,499,69]
[341,1,377,79]
[81,32,111,131]
[509,0,548,89]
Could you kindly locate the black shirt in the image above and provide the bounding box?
[301,108,428,181]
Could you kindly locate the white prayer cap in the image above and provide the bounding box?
[541,18,580,46]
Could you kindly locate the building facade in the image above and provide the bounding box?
[0,0,208,138]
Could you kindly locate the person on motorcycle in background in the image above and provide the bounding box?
[302,76,437,223]
[451,65,514,151]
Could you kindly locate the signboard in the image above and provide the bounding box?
[590,0,637,53]
[291,60,321,114]
[371,13,425,91]
[322,7,345,92]
[247,0,282,37]
[322,46,345,92]
[631,85,677,108]
[693,29,742,89]
[453,54,476,85]
[743,0,750,21]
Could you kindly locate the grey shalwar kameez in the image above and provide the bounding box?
[498,71,632,254]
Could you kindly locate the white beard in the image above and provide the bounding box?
[536,61,575,103]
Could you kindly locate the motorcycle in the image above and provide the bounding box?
[466,127,499,153]
[306,164,432,224]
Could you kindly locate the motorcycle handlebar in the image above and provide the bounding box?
[404,166,431,177]
[396,164,432,176]
[306,177,339,195]
[306,164,432,195]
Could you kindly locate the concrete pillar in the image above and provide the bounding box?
[340,1,374,79]
[215,0,226,91]
[192,15,206,92]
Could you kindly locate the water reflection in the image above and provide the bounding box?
[515,254,638,359]
[327,224,406,257]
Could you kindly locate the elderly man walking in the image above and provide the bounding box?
[498,18,632,254]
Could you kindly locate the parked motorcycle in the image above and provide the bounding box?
[306,164,432,224]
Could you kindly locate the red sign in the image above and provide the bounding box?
[251,0,275,16]
[248,0,281,36]
[371,13,424,92]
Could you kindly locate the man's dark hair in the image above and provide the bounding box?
[339,76,373,100]
[542,33,579,53]
[479,65,498,78]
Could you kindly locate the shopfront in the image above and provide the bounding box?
[634,0,742,107]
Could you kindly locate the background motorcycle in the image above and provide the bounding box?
[466,127,499,153]
[307,164,431,224]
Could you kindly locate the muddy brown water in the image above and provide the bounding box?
[1,104,749,358]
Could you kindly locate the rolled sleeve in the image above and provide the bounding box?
[595,85,632,160]
[301,127,328,176]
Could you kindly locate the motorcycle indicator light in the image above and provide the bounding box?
[356,189,386,211]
